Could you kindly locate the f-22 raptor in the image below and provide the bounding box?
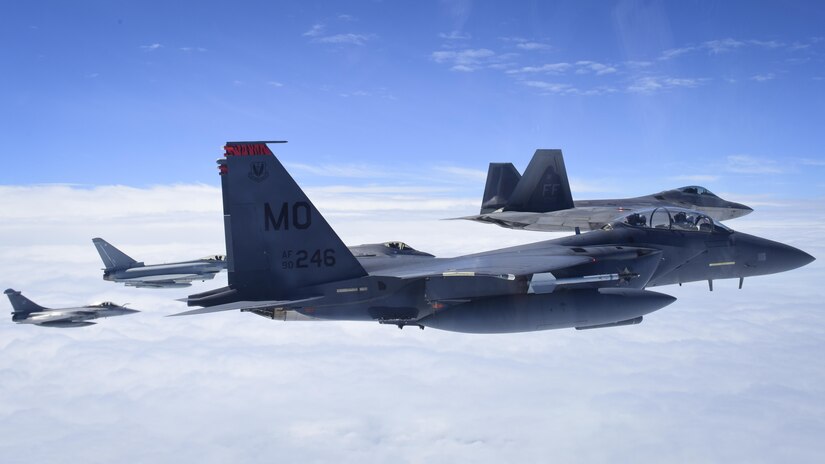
[93,238,226,288]
[459,149,753,232]
[169,142,812,334]
[5,289,138,328]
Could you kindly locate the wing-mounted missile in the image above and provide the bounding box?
[532,246,663,293]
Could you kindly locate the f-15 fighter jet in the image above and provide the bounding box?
[168,142,811,333]
[5,289,138,328]
[458,149,753,232]
[93,238,226,288]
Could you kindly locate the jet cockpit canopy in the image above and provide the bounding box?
[678,186,718,197]
[383,241,416,251]
[89,301,118,308]
[201,255,226,261]
[604,207,732,233]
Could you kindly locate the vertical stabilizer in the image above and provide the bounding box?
[480,163,521,213]
[92,238,139,270]
[219,142,367,300]
[504,149,574,213]
[4,289,47,314]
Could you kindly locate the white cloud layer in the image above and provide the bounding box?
[431,35,822,96]
[0,184,822,463]
[431,48,497,72]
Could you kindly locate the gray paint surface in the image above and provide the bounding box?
[171,143,812,334]
[461,150,753,231]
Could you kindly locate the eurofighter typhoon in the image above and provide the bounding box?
[93,238,226,288]
[5,289,138,328]
[169,142,811,333]
[459,149,753,232]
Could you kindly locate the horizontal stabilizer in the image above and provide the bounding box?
[168,296,323,317]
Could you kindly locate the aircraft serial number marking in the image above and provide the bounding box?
[281,249,336,269]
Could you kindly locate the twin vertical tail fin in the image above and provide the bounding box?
[480,163,521,213]
[479,149,575,214]
[92,238,139,271]
[4,289,47,314]
[189,142,367,306]
[503,149,574,213]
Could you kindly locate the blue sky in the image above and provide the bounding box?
[2,0,824,198]
[1,2,824,463]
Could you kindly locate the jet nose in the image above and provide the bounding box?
[739,233,816,275]
[770,242,815,273]
[787,247,815,269]
[728,202,754,219]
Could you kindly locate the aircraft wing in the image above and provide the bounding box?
[455,207,627,232]
[121,273,211,283]
[375,254,594,280]
[168,296,324,316]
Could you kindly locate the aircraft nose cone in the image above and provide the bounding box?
[787,247,815,269]
[736,233,814,276]
[728,202,753,219]
[772,242,815,272]
[762,241,815,273]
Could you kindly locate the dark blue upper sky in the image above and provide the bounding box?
[2,0,823,198]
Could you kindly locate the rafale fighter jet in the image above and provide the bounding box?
[457,149,753,232]
[92,238,226,288]
[5,289,138,328]
[168,142,811,333]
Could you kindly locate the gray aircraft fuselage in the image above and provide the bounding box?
[186,214,812,332]
[466,149,752,232]
[532,209,813,288]
[468,188,753,232]
[577,187,753,221]
[104,258,226,288]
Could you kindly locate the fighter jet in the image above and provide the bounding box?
[168,142,811,334]
[457,149,753,232]
[5,289,138,328]
[522,206,814,291]
[93,238,226,288]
